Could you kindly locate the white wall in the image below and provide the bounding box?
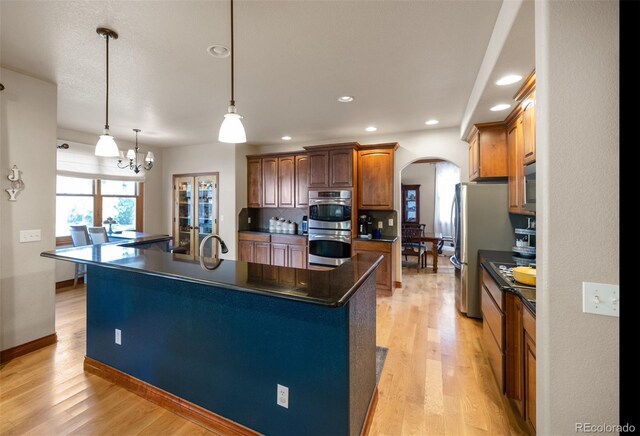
[162,142,257,260]
[0,68,57,350]
[54,128,165,282]
[400,163,436,233]
[255,127,469,282]
[536,1,619,433]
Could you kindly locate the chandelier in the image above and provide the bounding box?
[117,129,154,174]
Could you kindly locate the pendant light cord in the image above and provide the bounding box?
[105,34,110,130]
[230,0,235,106]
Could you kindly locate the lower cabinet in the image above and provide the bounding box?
[351,240,396,294]
[523,305,536,433]
[238,232,307,268]
[481,270,505,392]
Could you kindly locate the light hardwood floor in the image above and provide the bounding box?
[0,257,529,435]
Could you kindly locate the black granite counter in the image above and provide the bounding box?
[353,236,398,243]
[107,231,172,246]
[239,229,307,237]
[41,245,382,308]
[478,249,536,315]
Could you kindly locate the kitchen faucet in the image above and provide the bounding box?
[199,234,229,271]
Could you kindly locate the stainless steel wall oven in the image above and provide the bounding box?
[308,190,352,266]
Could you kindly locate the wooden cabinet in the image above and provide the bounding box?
[505,292,524,416]
[295,155,310,208]
[514,72,536,165]
[262,157,278,207]
[304,143,359,189]
[238,233,307,269]
[466,123,508,181]
[481,273,505,392]
[401,184,420,224]
[523,306,536,433]
[352,240,397,294]
[357,143,397,210]
[277,156,295,208]
[247,153,308,209]
[247,158,262,207]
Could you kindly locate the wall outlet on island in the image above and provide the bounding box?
[115,328,122,345]
[277,384,289,408]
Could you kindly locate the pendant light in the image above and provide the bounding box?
[117,129,154,174]
[218,0,247,144]
[95,27,120,157]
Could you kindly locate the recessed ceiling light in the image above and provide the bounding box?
[338,96,354,103]
[495,74,523,86]
[365,126,377,132]
[425,119,439,125]
[207,45,230,58]
[490,103,512,112]
[281,136,292,141]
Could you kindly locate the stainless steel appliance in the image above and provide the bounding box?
[450,182,513,318]
[524,163,536,212]
[308,190,352,266]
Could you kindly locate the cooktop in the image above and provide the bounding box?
[488,261,536,305]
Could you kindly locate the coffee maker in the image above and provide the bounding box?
[358,215,372,238]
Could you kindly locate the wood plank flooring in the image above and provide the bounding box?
[0,256,529,435]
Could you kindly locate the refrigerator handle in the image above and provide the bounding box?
[450,197,456,245]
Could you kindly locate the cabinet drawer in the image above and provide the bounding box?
[482,286,504,349]
[271,234,307,246]
[238,232,270,243]
[481,267,503,311]
[482,322,505,392]
[523,305,536,342]
[352,240,392,253]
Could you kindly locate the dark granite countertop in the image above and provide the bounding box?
[353,236,398,243]
[107,231,172,246]
[479,250,536,315]
[41,245,383,308]
[239,229,307,237]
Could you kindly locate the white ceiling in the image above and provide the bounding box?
[0,0,509,148]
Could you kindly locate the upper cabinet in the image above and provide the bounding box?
[357,143,398,210]
[246,153,309,209]
[304,143,359,189]
[466,123,508,181]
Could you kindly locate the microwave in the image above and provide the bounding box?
[524,163,536,212]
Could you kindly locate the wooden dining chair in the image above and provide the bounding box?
[401,224,426,272]
[69,225,91,287]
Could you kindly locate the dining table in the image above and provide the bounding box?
[416,232,445,272]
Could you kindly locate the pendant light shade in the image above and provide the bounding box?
[95,27,120,157]
[218,0,246,144]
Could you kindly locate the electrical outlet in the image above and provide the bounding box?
[378,221,383,229]
[220,215,224,222]
[277,384,289,408]
[248,217,252,224]
[582,282,619,317]
[388,218,394,226]
[115,329,122,345]
[19,229,41,243]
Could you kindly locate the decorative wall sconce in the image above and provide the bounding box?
[6,165,25,201]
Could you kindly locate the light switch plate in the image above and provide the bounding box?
[19,229,41,243]
[582,282,619,317]
[377,221,383,229]
[388,218,394,226]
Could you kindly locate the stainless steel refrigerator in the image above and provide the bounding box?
[450,182,513,318]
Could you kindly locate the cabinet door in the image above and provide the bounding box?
[358,149,394,210]
[195,174,218,259]
[308,151,329,188]
[255,242,271,265]
[295,155,310,208]
[522,92,536,165]
[329,149,353,187]
[238,240,254,262]
[278,156,295,208]
[174,176,195,256]
[262,157,278,207]
[402,185,420,224]
[505,292,524,416]
[469,133,480,180]
[516,118,526,210]
[271,243,288,267]
[524,332,536,432]
[376,252,391,290]
[507,122,520,212]
[247,158,262,207]
[288,244,308,269]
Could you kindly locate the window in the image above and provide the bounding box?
[56,176,144,245]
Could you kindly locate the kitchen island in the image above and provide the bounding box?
[41,244,382,436]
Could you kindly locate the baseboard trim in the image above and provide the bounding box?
[394,281,402,289]
[56,277,84,291]
[84,357,259,435]
[0,333,58,364]
[360,386,379,436]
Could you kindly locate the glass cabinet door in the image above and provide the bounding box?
[174,176,194,255]
[401,184,420,224]
[195,174,218,259]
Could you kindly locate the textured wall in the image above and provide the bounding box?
[535,1,619,433]
[0,68,57,350]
